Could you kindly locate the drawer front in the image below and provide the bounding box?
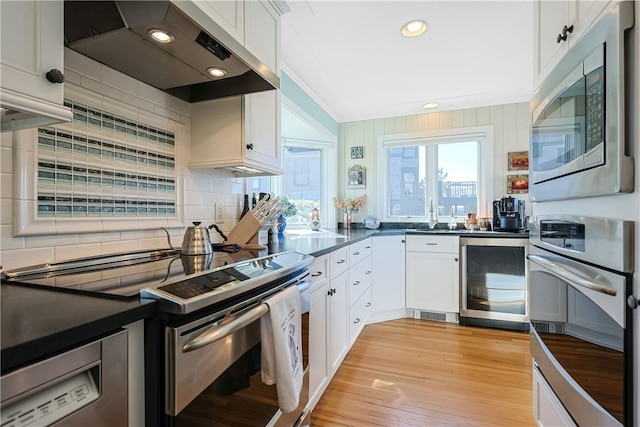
[308,255,329,290]
[405,235,459,253]
[349,255,372,306]
[349,286,373,342]
[330,246,349,278]
[349,238,372,266]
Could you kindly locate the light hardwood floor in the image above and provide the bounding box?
[311,319,535,427]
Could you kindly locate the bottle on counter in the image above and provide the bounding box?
[240,194,250,218]
[252,193,258,209]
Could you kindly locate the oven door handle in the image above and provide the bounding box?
[527,254,617,296]
[182,303,269,353]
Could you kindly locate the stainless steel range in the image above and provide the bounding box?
[2,249,314,426]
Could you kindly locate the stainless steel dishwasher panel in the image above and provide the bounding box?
[0,329,128,427]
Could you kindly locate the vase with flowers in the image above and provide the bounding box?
[333,195,367,228]
[277,196,297,234]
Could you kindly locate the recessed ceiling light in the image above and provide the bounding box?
[423,102,439,110]
[147,29,175,44]
[402,20,427,37]
[207,67,227,78]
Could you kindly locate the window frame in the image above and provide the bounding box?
[376,126,494,223]
[272,98,338,229]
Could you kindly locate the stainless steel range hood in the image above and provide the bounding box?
[64,1,279,102]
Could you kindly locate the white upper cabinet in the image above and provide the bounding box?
[534,0,612,89]
[190,90,282,175]
[194,1,245,45]
[191,0,282,79]
[245,0,281,76]
[0,0,71,132]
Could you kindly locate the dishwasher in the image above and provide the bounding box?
[459,237,530,331]
[0,329,128,427]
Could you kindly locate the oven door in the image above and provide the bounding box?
[528,245,632,426]
[165,282,310,426]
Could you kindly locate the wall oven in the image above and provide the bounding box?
[529,2,634,202]
[528,215,634,426]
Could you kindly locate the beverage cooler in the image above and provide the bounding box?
[459,237,529,331]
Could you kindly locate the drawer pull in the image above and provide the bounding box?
[353,318,361,324]
[366,246,371,249]
[337,259,346,264]
[425,242,438,246]
[366,302,371,307]
[311,272,323,277]
[353,251,360,256]
[365,270,371,275]
[353,280,360,286]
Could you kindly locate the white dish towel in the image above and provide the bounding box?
[260,286,304,413]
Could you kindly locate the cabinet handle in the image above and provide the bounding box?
[365,270,371,275]
[402,240,406,243]
[353,318,360,324]
[46,69,65,84]
[425,242,438,246]
[366,302,371,307]
[365,246,371,249]
[311,272,322,277]
[353,281,360,286]
[556,24,574,43]
[454,258,459,262]
[353,251,360,256]
[337,259,346,264]
[246,143,254,150]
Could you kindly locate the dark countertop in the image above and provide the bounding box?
[1,284,156,373]
[1,226,527,374]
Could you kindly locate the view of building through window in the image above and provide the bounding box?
[282,147,321,225]
[387,140,479,218]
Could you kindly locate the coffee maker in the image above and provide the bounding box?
[492,197,526,231]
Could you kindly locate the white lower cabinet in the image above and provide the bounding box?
[309,280,329,408]
[533,366,576,427]
[328,270,349,376]
[371,235,406,322]
[405,235,460,314]
[349,286,372,342]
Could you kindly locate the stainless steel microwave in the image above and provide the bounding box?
[529,2,634,202]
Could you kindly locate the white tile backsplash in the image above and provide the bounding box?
[0,53,249,270]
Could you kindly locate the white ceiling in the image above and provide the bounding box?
[280,0,535,124]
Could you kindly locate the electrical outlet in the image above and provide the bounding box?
[217,206,224,224]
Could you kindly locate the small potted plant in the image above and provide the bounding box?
[276,196,297,234]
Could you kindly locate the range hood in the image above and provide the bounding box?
[64,1,279,103]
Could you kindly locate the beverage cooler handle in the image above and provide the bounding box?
[527,254,617,296]
[182,303,269,353]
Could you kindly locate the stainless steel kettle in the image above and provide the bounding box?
[162,222,227,255]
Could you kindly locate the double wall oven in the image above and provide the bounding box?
[528,216,634,426]
[2,249,313,427]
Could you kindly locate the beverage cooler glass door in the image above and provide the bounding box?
[460,238,529,327]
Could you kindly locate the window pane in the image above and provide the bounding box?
[437,141,478,216]
[283,147,321,225]
[387,146,426,217]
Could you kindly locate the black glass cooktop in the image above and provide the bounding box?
[1,249,312,309]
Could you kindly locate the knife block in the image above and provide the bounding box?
[226,212,262,244]
[248,227,270,245]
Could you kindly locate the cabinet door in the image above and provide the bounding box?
[328,271,349,376]
[533,0,569,89]
[309,282,329,406]
[195,1,244,44]
[533,367,577,427]
[406,252,459,313]
[569,0,611,46]
[372,235,406,316]
[244,0,280,76]
[244,90,282,172]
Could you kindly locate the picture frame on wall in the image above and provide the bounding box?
[348,165,366,189]
[508,151,529,171]
[351,146,364,159]
[507,174,529,194]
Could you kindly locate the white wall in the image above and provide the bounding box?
[0,50,245,270]
[338,102,530,222]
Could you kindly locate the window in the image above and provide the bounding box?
[378,127,493,221]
